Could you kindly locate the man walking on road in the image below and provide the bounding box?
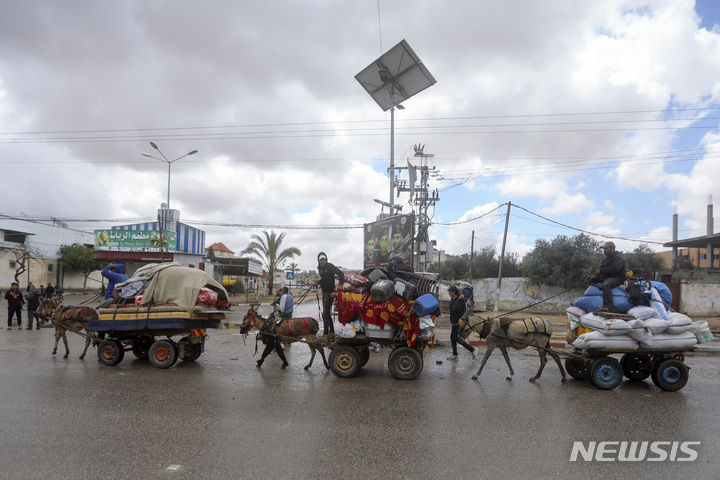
[25,286,42,330]
[447,286,477,361]
[5,282,24,330]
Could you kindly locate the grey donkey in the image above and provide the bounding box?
[466,317,566,382]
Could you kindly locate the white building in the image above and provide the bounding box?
[0,215,97,289]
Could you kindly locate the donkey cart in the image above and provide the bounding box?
[564,348,692,392]
[90,306,226,368]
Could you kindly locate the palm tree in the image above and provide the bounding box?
[241,230,301,295]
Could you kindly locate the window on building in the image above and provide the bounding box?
[48,264,54,272]
[700,254,706,260]
[9,261,16,268]
[3,231,27,243]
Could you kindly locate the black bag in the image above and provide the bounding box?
[626,283,651,307]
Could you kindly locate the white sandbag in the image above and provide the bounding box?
[577,313,630,335]
[643,317,669,335]
[627,305,659,321]
[691,320,715,343]
[604,319,632,336]
[577,313,609,331]
[626,319,652,343]
[666,312,692,335]
[649,287,669,320]
[572,331,639,351]
[639,331,697,351]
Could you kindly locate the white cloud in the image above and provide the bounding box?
[541,192,594,215]
[586,210,614,225]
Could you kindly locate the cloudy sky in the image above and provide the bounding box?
[1,0,719,272]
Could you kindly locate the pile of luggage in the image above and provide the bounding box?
[566,281,701,351]
[333,267,439,343]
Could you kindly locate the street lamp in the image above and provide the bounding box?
[142,142,198,211]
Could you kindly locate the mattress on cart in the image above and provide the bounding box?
[91,305,225,332]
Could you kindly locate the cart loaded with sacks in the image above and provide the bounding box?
[90,263,229,368]
[325,267,440,380]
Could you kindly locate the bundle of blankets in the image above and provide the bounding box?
[566,306,697,351]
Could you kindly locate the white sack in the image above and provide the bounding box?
[628,305,659,321]
[572,331,639,351]
[639,331,697,351]
[626,319,652,343]
[666,312,692,335]
[644,317,669,335]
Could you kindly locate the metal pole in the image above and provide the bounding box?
[390,106,395,208]
[167,163,171,211]
[494,202,511,313]
[469,230,474,279]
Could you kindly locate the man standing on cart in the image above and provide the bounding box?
[591,241,626,313]
[101,263,127,300]
[316,252,344,338]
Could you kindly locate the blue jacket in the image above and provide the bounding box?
[101,264,127,300]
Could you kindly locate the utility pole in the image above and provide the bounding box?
[395,144,439,272]
[495,202,511,313]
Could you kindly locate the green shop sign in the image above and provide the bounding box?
[94,229,177,251]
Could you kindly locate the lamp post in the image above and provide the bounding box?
[142,142,198,211]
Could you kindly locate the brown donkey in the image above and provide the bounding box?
[40,300,98,359]
[467,316,566,382]
[240,305,328,370]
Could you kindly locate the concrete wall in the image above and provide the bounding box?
[472,277,584,313]
[679,282,720,316]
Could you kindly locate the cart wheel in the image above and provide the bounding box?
[360,347,370,367]
[149,339,178,369]
[651,359,689,392]
[589,356,623,390]
[388,347,423,380]
[179,337,203,362]
[329,346,361,378]
[98,339,124,366]
[565,357,590,380]
[621,353,652,381]
[131,336,153,359]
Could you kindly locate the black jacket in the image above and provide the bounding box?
[449,296,466,325]
[318,262,344,293]
[598,251,626,279]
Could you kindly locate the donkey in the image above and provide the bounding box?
[39,299,98,360]
[240,305,328,371]
[467,316,566,382]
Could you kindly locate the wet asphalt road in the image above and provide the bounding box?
[0,302,719,480]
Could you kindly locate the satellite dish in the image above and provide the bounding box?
[355,39,436,111]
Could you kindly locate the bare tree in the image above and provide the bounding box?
[4,245,43,284]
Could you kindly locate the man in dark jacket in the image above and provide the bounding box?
[25,286,42,330]
[5,282,24,329]
[591,241,626,312]
[447,286,477,361]
[316,252,344,337]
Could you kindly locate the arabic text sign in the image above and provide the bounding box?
[94,229,177,251]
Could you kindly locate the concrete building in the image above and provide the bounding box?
[0,215,98,289]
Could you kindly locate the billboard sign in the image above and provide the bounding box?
[94,229,177,251]
[363,214,414,269]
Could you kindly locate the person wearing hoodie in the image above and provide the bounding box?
[101,263,127,300]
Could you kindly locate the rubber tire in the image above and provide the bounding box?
[329,346,362,378]
[131,336,153,359]
[360,347,370,367]
[565,357,590,380]
[621,353,652,381]
[589,356,623,390]
[388,347,423,380]
[651,359,689,392]
[148,339,178,369]
[98,339,124,366]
